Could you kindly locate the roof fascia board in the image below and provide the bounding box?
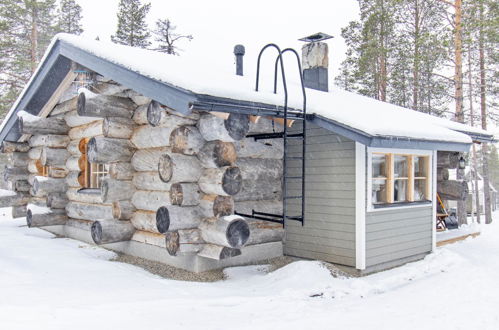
[369,136,470,152]
[58,42,198,114]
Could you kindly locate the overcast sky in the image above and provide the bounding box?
[77,0,359,77]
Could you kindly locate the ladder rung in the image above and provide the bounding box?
[286,156,303,160]
[285,176,302,179]
[284,196,302,199]
[285,216,303,221]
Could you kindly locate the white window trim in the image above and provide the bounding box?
[367,147,433,213]
[355,143,366,270]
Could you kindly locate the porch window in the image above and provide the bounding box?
[371,152,430,206]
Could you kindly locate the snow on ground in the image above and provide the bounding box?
[1,207,498,330]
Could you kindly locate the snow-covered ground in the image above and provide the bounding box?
[1,208,498,330]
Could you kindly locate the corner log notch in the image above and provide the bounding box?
[198,215,250,248]
[27,208,67,227]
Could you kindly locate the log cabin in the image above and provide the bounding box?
[0,33,495,274]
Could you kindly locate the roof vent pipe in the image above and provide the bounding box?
[299,32,333,92]
[234,45,245,76]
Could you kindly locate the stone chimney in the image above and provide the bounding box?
[300,33,333,92]
[234,45,245,76]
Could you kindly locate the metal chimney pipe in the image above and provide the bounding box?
[234,45,245,76]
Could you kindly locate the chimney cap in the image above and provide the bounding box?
[299,32,333,43]
[234,44,245,55]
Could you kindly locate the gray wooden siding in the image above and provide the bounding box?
[284,123,357,267]
[365,206,433,267]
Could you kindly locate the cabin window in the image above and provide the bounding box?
[80,138,109,189]
[371,152,431,207]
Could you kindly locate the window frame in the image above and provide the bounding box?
[367,147,433,212]
[79,138,109,191]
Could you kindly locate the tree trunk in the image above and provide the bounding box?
[0,191,30,207]
[91,220,135,244]
[234,138,284,159]
[27,208,67,227]
[132,171,172,191]
[454,0,464,123]
[131,147,170,172]
[197,141,237,168]
[100,179,135,203]
[158,153,203,183]
[198,215,250,248]
[156,205,201,233]
[169,126,205,155]
[77,90,136,118]
[32,176,67,196]
[199,194,234,217]
[198,167,242,196]
[146,100,198,126]
[103,117,135,139]
[197,244,241,260]
[29,134,70,148]
[438,180,468,201]
[165,229,204,256]
[112,200,135,220]
[66,201,114,221]
[109,162,134,180]
[18,112,69,135]
[170,183,201,206]
[132,190,171,211]
[87,137,135,163]
[197,113,250,142]
[245,219,284,245]
[41,148,69,166]
[1,141,30,153]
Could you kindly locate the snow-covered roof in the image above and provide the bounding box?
[1,33,495,151]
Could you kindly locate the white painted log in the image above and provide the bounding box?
[158,153,203,183]
[47,192,69,209]
[77,89,136,118]
[12,205,28,218]
[112,200,135,220]
[132,190,171,211]
[165,229,204,256]
[132,171,171,191]
[170,183,201,206]
[197,244,241,260]
[28,147,43,160]
[169,126,205,155]
[64,110,98,127]
[146,100,197,127]
[87,136,135,163]
[197,140,237,168]
[199,194,234,217]
[103,117,135,139]
[68,120,104,140]
[132,230,166,248]
[41,147,70,166]
[66,187,104,204]
[91,220,135,244]
[131,147,170,172]
[0,191,30,207]
[100,179,135,203]
[234,138,284,159]
[234,200,283,215]
[51,96,77,116]
[18,111,69,135]
[245,220,284,245]
[47,166,69,178]
[197,113,250,142]
[199,215,249,248]
[198,167,242,196]
[109,162,134,180]
[4,167,30,182]
[29,134,70,148]
[66,201,113,221]
[32,176,67,195]
[14,180,31,192]
[1,141,30,153]
[7,152,29,167]
[66,172,82,188]
[131,104,149,124]
[67,140,82,156]
[155,205,202,233]
[130,210,160,233]
[27,208,67,227]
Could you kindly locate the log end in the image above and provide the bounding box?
[214,141,237,167]
[77,92,86,116]
[226,218,250,248]
[156,206,170,233]
[165,231,180,256]
[170,183,183,205]
[213,195,234,217]
[91,221,103,244]
[222,167,243,195]
[158,154,173,182]
[220,246,242,259]
[26,209,33,228]
[147,100,162,127]
[224,114,250,140]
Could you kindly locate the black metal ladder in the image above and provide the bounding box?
[235,44,307,227]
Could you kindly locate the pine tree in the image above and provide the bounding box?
[57,0,83,35]
[153,19,192,55]
[0,0,58,117]
[111,0,151,48]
